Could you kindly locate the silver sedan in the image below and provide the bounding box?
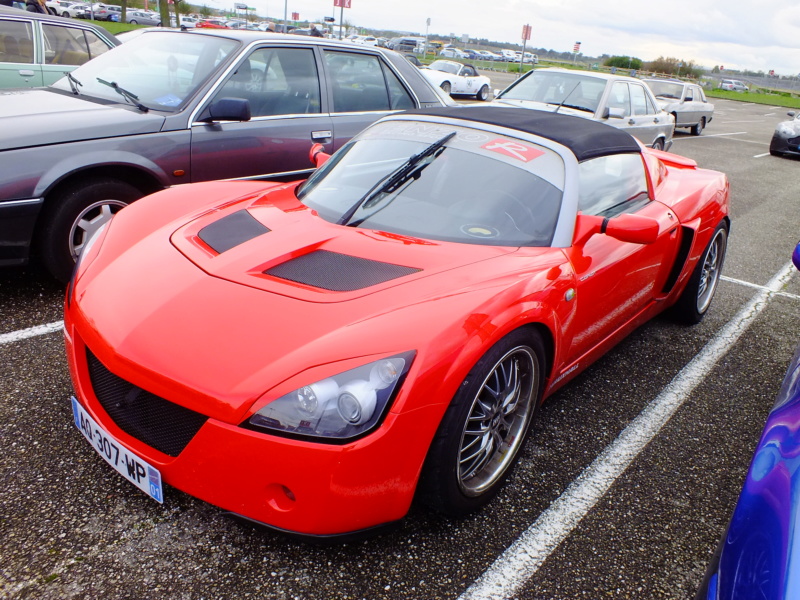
[644,79,713,136]
[492,68,674,150]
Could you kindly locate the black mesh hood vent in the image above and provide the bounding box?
[265,250,421,292]
[198,209,270,254]
[86,350,208,457]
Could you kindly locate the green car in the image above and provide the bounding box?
[0,6,118,88]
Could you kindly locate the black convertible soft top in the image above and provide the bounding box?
[405,106,642,162]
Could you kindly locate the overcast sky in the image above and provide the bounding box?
[220,0,800,76]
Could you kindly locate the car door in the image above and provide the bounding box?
[453,64,477,95]
[628,82,669,146]
[321,48,417,152]
[39,22,114,85]
[190,45,335,182]
[0,17,42,88]
[564,153,681,364]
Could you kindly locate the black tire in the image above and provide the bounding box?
[38,177,143,283]
[130,19,138,24]
[691,118,704,136]
[672,222,728,324]
[62,11,70,17]
[476,84,489,101]
[417,328,546,517]
[652,138,665,151]
[440,81,451,95]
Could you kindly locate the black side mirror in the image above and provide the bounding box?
[199,98,251,123]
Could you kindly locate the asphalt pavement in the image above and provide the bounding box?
[1,98,799,600]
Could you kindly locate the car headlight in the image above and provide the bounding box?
[246,351,415,442]
[777,123,796,137]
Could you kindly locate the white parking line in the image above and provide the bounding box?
[459,262,797,600]
[754,152,771,158]
[672,131,747,141]
[721,275,800,299]
[0,321,63,346]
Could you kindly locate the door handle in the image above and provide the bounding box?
[18,70,34,77]
[311,130,332,141]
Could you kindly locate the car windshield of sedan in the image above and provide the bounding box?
[428,60,461,75]
[50,32,239,111]
[646,80,683,99]
[499,71,607,114]
[298,122,565,247]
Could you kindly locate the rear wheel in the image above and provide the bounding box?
[672,222,728,324]
[38,177,143,283]
[691,118,705,136]
[652,138,665,151]
[440,81,451,95]
[476,84,489,101]
[418,328,545,516]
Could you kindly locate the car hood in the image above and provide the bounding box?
[0,88,166,151]
[73,183,546,422]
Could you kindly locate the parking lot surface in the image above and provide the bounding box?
[1,98,799,599]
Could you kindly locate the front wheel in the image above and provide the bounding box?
[672,223,728,324]
[440,81,451,95]
[476,84,489,101]
[417,328,545,516]
[38,177,143,283]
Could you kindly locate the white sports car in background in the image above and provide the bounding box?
[421,60,492,100]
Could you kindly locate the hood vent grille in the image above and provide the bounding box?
[265,250,420,291]
[198,209,270,254]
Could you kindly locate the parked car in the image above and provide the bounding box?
[439,47,466,59]
[195,18,228,28]
[104,4,120,20]
[125,9,159,25]
[695,241,800,600]
[422,59,491,100]
[499,49,517,61]
[492,67,674,150]
[64,105,729,539]
[514,51,537,64]
[85,3,112,20]
[644,78,714,135]
[0,6,118,88]
[769,111,800,157]
[476,50,501,61]
[350,35,377,46]
[45,0,87,18]
[0,29,454,282]
[719,78,748,91]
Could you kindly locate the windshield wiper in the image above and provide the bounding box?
[96,78,149,112]
[338,131,456,227]
[64,71,82,95]
[552,82,581,114]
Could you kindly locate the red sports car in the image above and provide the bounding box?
[64,107,730,539]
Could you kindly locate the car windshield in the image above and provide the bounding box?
[50,31,239,111]
[429,60,460,75]
[499,70,607,114]
[297,122,564,247]
[647,81,683,99]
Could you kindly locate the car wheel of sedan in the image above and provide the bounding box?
[39,177,143,283]
[62,11,70,17]
[691,118,705,136]
[130,19,138,23]
[672,222,728,324]
[652,139,665,151]
[418,328,545,516]
[476,85,489,101]
[440,81,451,95]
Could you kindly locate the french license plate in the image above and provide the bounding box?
[71,397,163,503]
